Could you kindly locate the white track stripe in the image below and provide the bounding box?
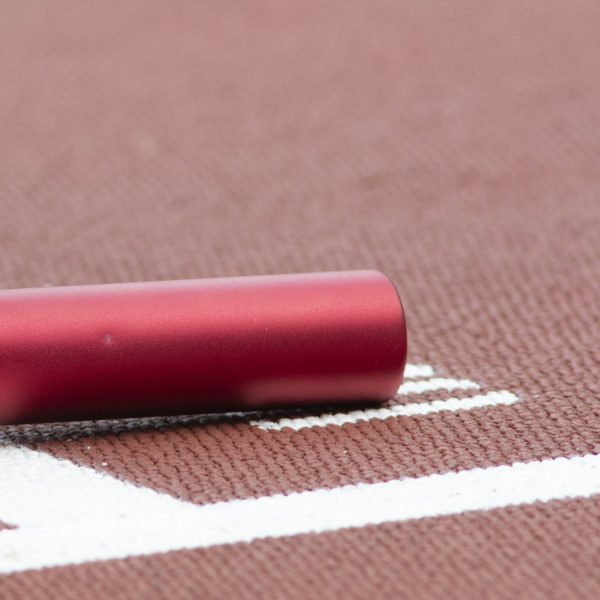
[403,364,435,379]
[2,446,600,574]
[396,377,479,395]
[251,391,519,431]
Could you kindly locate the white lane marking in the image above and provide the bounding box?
[396,377,479,395]
[403,364,435,379]
[251,391,519,431]
[2,446,600,575]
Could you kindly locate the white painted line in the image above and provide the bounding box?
[396,377,479,396]
[403,364,435,379]
[250,390,519,431]
[2,445,600,574]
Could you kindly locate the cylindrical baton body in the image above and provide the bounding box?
[0,270,406,424]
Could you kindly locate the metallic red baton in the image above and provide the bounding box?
[0,270,407,424]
